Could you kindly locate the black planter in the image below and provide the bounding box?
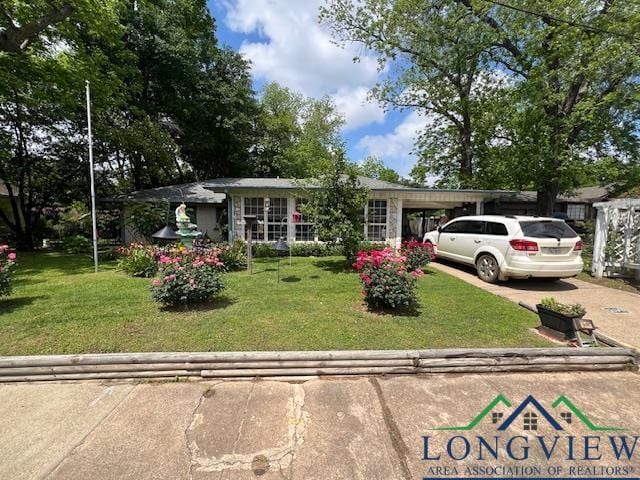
[536,305,582,340]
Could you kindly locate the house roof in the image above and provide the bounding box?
[202,176,512,194]
[202,176,408,191]
[113,182,226,204]
[495,185,611,204]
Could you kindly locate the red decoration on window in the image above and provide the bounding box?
[292,211,302,223]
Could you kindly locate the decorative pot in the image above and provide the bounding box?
[536,304,582,340]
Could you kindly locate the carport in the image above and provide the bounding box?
[368,187,512,244]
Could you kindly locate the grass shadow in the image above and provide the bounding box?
[14,252,117,278]
[313,259,352,274]
[0,295,49,314]
[160,295,235,313]
[281,276,301,283]
[361,302,421,317]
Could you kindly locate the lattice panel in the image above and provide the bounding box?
[604,206,640,270]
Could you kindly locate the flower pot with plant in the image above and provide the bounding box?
[536,297,586,339]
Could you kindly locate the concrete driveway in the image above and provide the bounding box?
[1,372,639,480]
[431,261,640,349]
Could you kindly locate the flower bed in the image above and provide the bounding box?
[353,247,423,309]
[0,245,16,297]
[117,242,246,278]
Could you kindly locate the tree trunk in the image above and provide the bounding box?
[459,114,473,186]
[536,182,560,216]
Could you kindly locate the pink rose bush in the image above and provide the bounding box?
[400,240,435,271]
[353,247,424,309]
[0,245,16,297]
[150,250,225,307]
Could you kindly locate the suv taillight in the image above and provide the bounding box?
[574,240,583,251]
[509,239,539,252]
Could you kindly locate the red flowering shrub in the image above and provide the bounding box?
[353,247,423,309]
[400,240,435,271]
[0,245,16,297]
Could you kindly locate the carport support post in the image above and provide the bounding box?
[475,201,484,215]
[592,205,609,279]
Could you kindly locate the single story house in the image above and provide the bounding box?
[117,179,613,247]
[201,177,511,248]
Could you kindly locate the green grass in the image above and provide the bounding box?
[0,252,551,355]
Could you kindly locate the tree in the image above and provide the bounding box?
[255,82,345,177]
[320,0,500,187]
[357,156,400,183]
[321,0,640,214]
[0,1,125,248]
[303,151,369,262]
[0,0,262,248]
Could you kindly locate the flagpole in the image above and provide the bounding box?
[86,80,99,273]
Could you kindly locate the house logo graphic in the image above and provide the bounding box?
[433,394,625,432]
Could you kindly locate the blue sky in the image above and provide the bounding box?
[206,0,426,177]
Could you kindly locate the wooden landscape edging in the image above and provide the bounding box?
[0,347,636,382]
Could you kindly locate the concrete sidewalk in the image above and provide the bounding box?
[1,372,639,479]
[431,261,640,349]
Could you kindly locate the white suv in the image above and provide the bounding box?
[423,215,583,283]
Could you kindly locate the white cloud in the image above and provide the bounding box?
[221,0,384,131]
[332,86,385,131]
[357,111,434,177]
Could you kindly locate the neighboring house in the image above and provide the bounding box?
[113,182,226,244]
[0,183,19,241]
[482,185,612,221]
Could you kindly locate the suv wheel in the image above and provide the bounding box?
[476,254,500,283]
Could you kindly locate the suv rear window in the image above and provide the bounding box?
[519,220,577,239]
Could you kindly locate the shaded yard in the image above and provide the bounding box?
[0,252,551,354]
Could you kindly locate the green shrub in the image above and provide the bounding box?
[117,244,158,278]
[540,297,586,317]
[250,241,346,258]
[357,241,389,252]
[216,241,247,271]
[151,262,225,307]
[61,235,92,253]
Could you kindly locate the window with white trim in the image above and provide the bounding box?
[366,199,387,241]
[566,204,586,220]
[244,197,264,241]
[294,198,315,241]
[267,197,288,240]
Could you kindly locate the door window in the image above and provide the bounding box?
[441,221,466,233]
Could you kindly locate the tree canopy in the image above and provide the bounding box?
[321,0,640,214]
[254,82,345,178]
[1,1,352,247]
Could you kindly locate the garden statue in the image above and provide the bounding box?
[175,203,190,223]
[174,202,201,248]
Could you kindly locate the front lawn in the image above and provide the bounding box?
[0,252,551,354]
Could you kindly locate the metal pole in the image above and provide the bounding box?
[85,80,99,273]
